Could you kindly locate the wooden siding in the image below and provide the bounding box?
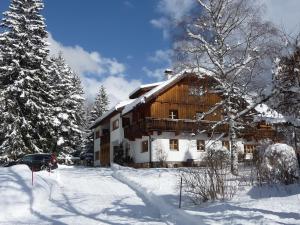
[150,76,222,121]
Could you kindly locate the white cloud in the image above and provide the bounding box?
[83,76,141,108]
[142,67,166,81]
[47,33,141,106]
[48,33,126,76]
[156,0,195,22]
[143,49,173,81]
[148,49,172,64]
[151,0,195,39]
[261,0,300,35]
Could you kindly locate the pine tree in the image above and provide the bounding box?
[84,86,109,153]
[88,85,109,126]
[50,54,85,155]
[0,0,55,159]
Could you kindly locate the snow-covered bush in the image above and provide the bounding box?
[181,145,238,204]
[259,144,299,185]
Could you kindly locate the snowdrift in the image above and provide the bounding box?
[0,165,57,223]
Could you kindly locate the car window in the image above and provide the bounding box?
[33,155,50,161]
[22,155,33,162]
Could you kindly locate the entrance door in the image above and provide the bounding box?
[100,143,110,166]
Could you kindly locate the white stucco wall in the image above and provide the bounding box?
[110,113,124,163]
[129,132,246,164]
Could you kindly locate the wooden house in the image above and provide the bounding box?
[91,70,282,167]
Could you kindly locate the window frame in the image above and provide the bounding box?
[170,139,179,151]
[169,110,179,119]
[244,144,256,154]
[222,141,230,150]
[112,119,119,130]
[197,140,205,152]
[95,130,100,139]
[141,140,149,153]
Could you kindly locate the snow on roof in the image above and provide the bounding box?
[253,103,286,124]
[91,99,135,129]
[128,81,164,97]
[123,69,208,115]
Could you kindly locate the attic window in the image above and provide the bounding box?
[169,110,178,119]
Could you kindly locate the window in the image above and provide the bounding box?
[222,141,230,150]
[170,139,179,151]
[244,144,256,154]
[169,110,178,119]
[95,130,100,139]
[112,119,119,130]
[95,151,100,160]
[197,140,205,151]
[141,140,148,153]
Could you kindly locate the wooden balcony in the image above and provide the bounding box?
[124,117,228,141]
[124,117,278,141]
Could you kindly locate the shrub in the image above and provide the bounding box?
[180,145,238,204]
[259,143,299,185]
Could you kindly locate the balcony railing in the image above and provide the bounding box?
[124,117,277,141]
[124,117,228,140]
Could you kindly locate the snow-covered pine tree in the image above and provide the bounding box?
[84,85,109,152]
[88,85,109,126]
[0,0,55,159]
[50,54,85,155]
[175,0,281,174]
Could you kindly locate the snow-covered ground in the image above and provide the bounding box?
[1,165,300,225]
[0,165,165,225]
[112,165,300,225]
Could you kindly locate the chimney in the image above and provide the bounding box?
[164,69,173,80]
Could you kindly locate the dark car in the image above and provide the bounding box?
[4,153,58,171]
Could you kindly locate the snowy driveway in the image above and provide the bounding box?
[0,165,166,225]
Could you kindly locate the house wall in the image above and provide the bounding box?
[129,131,245,164]
[110,113,124,163]
[93,126,101,166]
[150,76,223,121]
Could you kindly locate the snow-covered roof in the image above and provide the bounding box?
[123,69,207,115]
[91,99,135,129]
[253,103,286,124]
[128,81,164,98]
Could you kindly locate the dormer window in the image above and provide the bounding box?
[169,110,178,119]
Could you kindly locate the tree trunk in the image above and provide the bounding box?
[229,119,239,175]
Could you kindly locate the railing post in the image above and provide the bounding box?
[179,176,183,208]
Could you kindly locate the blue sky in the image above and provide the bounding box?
[1,0,300,106]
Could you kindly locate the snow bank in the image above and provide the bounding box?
[0,165,58,223]
[111,164,201,225]
[112,164,300,225]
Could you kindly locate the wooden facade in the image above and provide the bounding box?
[124,74,277,141]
